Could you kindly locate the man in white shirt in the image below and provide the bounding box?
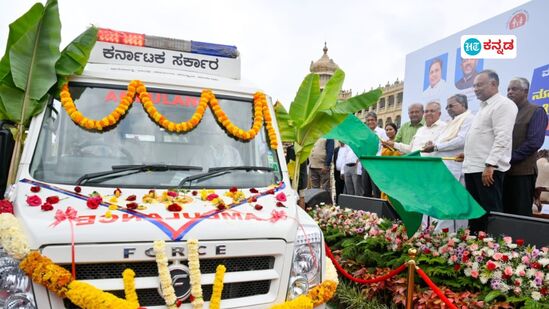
[422,94,474,232]
[462,70,518,232]
[341,143,363,196]
[423,58,447,103]
[361,112,387,197]
[383,101,447,155]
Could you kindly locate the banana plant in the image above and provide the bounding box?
[0,0,98,185]
[275,69,382,191]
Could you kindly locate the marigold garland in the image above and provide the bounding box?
[153,240,178,309]
[0,213,30,259]
[19,251,73,297]
[65,281,139,309]
[59,80,278,149]
[269,295,313,309]
[188,239,204,308]
[306,280,338,307]
[209,264,226,309]
[122,268,140,307]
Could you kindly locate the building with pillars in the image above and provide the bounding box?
[356,79,404,128]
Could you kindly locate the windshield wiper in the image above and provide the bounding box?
[76,164,202,185]
[178,166,274,188]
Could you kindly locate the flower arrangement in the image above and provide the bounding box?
[65,280,138,309]
[309,205,549,307]
[19,251,73,297]
[188,239,204,308]
[209,264,226,309]
[122,268,139,307]
[269,280,338,309]
[0,213,30,259]
[59,80,278,148]
[153,240,177,309]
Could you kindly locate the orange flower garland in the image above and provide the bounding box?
[59,81,278,149]
[19,251,73,297]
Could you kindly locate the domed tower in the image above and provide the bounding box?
[310,43,340,90]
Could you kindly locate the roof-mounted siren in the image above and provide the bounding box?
[89,28,241,79]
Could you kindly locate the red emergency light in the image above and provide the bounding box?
[97,28,144,46]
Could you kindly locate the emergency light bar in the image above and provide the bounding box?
[97,28,239,58]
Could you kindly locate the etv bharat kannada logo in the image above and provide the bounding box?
[461,35,517,59]
[508,10,528,30]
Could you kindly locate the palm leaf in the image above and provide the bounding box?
[288,73,320,127]
[273,101,295,142]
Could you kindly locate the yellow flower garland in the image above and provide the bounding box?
[122,269,139,307]
[269,280,338,309]
[209,264,226,309]
[153,240,178,309]
[187,239,204,308]
[59,80,278,149]
[270,295,313,309]
[65,281,138,309]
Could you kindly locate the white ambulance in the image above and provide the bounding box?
[1,28,326,308]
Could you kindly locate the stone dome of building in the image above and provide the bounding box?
[310,43,339,74]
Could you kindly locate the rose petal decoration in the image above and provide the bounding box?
[86,197,102,209]
[167,191,178,198]
[248,196,257,203]
[41,203,54,211]
[276,201,286,207]
[26,195,42,207]
[30,186,41,193]
[249,188,258,193]
[126,202,138,210]
[74,186,82,193]
[229,186,238,193]
[254,204,263,211]
[46,196,60,204]
[266,189,275,195]
[167,203,182,212]
[206,193,219,201]
[275,192,287,202]
[191,190,198,196]
[0,199,14,214]
[126,195,137,201]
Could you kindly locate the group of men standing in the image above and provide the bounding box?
[308,69,547,233]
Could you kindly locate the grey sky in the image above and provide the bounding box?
[1,0,529,107]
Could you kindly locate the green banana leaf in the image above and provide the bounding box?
[288,73,320,127]
[329,88,383,115]
[0,3,45,83]
[9,0,61,101]
[296,111,348,164]
[301,69,345,126]
[56,26,98,85]
[273,101,295,142]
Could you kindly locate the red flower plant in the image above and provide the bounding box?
[74,186,82,193]
[275,192,287,202]
[276,201,286,207]
[516,239,525,246]
[254,204,263,211]
[454,264,460,271]
[502,255,509,262]
[41,203,54,211]
[442,228,449,233]
[229,186,238,193]
[46,196,60,204]
[126,195,137,201]
[126,202,139,210]
[249,188,258,193]
[26,195,42,207]
[86,197,102,209]
[30,186,41,193]
[0,200,14,214]
[167,203,182,212]
[167,191,178,197]
[486,260,497,271]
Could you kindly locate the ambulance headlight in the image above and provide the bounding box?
[286,226,322,300]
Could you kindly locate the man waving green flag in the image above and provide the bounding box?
[325,115,485,237]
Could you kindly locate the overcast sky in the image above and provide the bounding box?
[0,0,530,107]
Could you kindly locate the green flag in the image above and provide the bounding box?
[360,156,486,237]
[324,114,379,156]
